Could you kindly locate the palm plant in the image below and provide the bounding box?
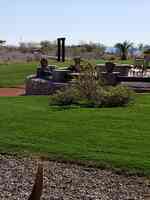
[115,41,133,60]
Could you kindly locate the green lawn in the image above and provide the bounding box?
[0,62,36,87]
[0,59,133,87]
[0,94,150,174]
[0,60,73,87]
[95,59,134,65]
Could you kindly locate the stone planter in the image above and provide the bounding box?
[105,62,115,73]
[25,76,54,95]
[52,69,70,83]
[25,74,69,95]
[100,72,118,86]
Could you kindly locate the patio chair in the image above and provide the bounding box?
[133,58,145,76]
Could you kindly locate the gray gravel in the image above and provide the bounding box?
[0,155,150,200]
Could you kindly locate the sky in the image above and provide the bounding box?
[0,0,150,46]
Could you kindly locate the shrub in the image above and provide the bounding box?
[78,85,133,108]
[102,54,118,61]
[50,63,134,108]
[49,87,80,106]
[100,85,134,107]
[50,85,133,108]
[76,63,101,100]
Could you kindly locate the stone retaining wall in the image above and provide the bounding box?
[25,75,68,95]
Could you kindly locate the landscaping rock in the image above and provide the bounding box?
[0,155,149,200]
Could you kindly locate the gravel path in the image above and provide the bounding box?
[0,155,150,200]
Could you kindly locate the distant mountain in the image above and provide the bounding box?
[105,47,143,57]
[105,47,117,53]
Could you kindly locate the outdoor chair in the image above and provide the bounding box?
[131,58,146,77]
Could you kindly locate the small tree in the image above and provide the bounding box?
[138,43,144,52]
[40,40,54,54]
[0,40,6,47]
[115,41,133,60]
[76,63,100,100]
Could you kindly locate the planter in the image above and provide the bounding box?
[52,70,70,83]
[105,62,115,73]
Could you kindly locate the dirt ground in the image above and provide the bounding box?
[0,85,25,96]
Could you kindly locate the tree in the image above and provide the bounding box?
[40,40,53,54]
[0,40,6,46]
[142,45,150,52]
[115,41,133,60]
[138,43,144,52]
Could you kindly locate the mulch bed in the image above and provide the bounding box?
[0,86,25,96]
[0,155,150,200]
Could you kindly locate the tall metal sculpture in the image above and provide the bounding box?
[57,38,66,62]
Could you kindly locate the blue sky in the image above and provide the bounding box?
[1,0,150,46]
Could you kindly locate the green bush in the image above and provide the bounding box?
[50,85,133,108]
[49,87,80,106]
[77,85,133,108]
[100,85,134,107]
[50,62,134,108]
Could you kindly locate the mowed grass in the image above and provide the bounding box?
[0,59,133,87]
[95,59,134,65]
[0,60,73,87]
[0,62,36,87]
[0,94,150,174]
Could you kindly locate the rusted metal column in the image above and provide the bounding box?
[62,37,66,62]
[57,38,61,62]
